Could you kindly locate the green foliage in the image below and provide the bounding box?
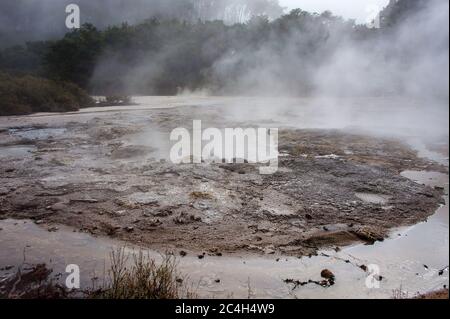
[0,13,365,95]
[0,0,440,96]
[44,24,104,88]
[0,42,49,75]
[380,0,431,28]
[0,72,94,116]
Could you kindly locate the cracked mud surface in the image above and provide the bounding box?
[0,102,448,257]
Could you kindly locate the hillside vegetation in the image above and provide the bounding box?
[0,72,94,116]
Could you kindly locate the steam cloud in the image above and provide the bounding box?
[0,0,448,140]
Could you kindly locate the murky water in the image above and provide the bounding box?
[0,145,36,159]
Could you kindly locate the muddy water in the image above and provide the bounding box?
[0,170,447,298]
[0,145,36,159]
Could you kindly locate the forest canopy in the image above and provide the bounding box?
[0,0,448,98]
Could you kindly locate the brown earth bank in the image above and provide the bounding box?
[415,289,449,299]
[0,104,447,257]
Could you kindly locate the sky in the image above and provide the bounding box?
[279,0,390,23]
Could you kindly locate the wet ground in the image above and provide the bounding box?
[0,96,448,298]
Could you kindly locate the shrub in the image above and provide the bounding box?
[0,72,94,116]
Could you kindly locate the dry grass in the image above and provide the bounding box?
[392,285,409,299]
[88,248,195,299]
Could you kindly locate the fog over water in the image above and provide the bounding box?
[0,0,448,141]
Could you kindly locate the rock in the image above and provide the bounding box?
[374,275,383,282]
[215,279,221,283]
[124,226,134,233]
[264,247,276,255]
[155,209,172,217]
[126,193,159,206]
[47,226,59,232]
[305,214,313,220]
[196,202,209,210]
[179,251,187,257]
[114,210,126,216]
[147,219,162,227]
[34,220,44,225]
[320,269,335,280]
[351,226,385,244]
[418,192,434,198]
[13,197,39,209]
[174,214,188,225]
[198,253,205,259]
[190,215,202,222]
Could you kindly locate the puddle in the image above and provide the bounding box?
[9,127,67,140]
[0,145,36,158]
[407,138,449,166]
[355,193,391,205]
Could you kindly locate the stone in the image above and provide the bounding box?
[320,269,335,280]
[124,226,134,232]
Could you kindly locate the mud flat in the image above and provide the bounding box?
[0,170,447,298]
[0,97,448,298]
